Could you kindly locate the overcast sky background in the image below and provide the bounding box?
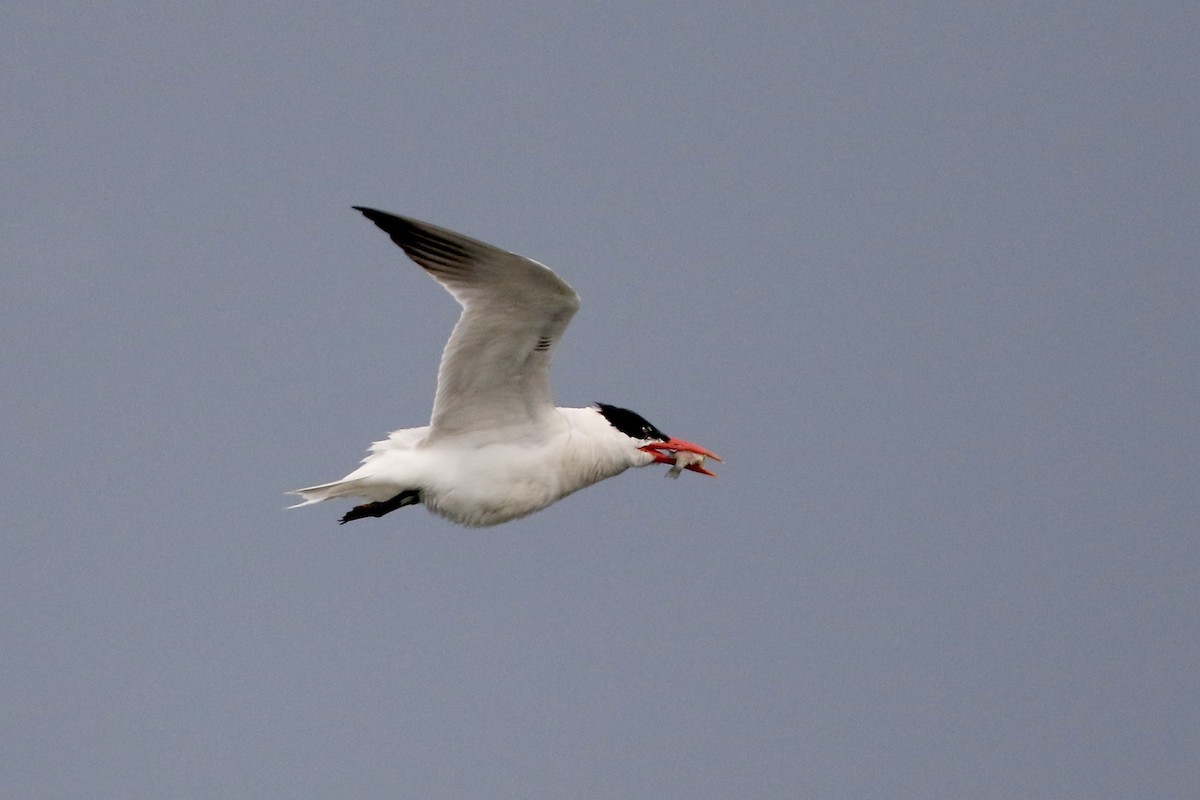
[3,3,1198,798]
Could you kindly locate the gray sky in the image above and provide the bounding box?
[4,2,1198,797]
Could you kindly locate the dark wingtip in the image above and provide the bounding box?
[352,206,415,237]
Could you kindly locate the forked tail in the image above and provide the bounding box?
[286,477,375,509]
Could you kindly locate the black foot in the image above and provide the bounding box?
[339,489,421,524]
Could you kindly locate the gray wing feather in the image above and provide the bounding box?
[354,207,581,440]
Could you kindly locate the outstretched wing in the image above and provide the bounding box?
[354,207,581,441]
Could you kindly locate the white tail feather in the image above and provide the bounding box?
[286,477,376,508]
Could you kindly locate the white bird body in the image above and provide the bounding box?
[289,209,718,527]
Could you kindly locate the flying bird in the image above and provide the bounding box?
[289,208,720,527]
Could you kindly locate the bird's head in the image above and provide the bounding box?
[594,403,721,477]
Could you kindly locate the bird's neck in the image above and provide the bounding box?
[555,406,646,487]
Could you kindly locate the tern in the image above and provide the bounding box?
[289,208,720,527]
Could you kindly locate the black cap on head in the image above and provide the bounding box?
[595,403,668,442]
